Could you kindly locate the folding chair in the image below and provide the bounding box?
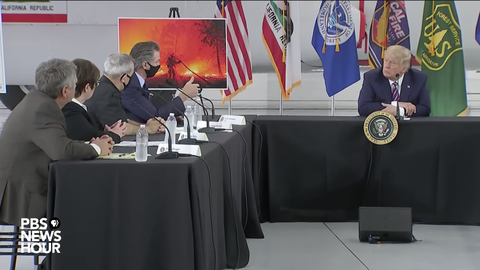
[0,221,44,270]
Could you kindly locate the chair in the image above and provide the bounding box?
[0,221,44,270]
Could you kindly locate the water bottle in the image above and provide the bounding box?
[193,98,203,130]
[135,124,148,162]
[184,106,194,134]
[164,113,177,144]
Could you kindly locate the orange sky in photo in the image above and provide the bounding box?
[118,18,227,78]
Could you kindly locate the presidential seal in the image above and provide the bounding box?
[317,1,355,45]
[363,111,398,145]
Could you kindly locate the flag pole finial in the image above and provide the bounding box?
[381,0,388,58]
[282,1,286,62]
[335,1,339,52]
[429,1,436,56]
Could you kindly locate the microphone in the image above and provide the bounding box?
[169,56,220,122]
[127,98,179,159]
[394,73,402,121]
[166,81,218,133]
[197,94,221,122]
[142,87,198,145]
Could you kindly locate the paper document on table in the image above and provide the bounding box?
[115,141,162,147]
[96,153,152,159]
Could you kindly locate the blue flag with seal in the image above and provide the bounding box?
[312,0,360,97]
[476,11,480,45]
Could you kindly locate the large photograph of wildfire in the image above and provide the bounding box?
[118,18,227,89]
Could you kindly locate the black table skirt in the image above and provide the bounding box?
[47,118,263,270]
[252,116,480,225]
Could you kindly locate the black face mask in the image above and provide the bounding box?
[145,62,160,78]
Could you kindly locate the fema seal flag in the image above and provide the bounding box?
[312,1,360,97]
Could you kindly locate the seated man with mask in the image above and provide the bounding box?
[358,45,431,117]
[121,41,200,123]
[85,52,164,134]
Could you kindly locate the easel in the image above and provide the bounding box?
[169,7,180,18]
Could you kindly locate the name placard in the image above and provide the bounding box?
[196,121,232,130]
[219,115,246,125]
[156,143,201,156]
[178,131,209,141]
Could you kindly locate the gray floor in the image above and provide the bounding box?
[1,222,479,270]
[1,106,480,270]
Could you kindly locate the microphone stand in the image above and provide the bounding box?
[148,89,198,145]
[198,94,221,121]
[394,73,403,121]
[128,98,179,159]
[169,84,217,133]
[155,123,180,159]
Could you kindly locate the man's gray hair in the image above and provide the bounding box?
[386,45,412,69]
[129,41,160,70]
[35,58,77,99]
[103,53,134,78]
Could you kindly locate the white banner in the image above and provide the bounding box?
[0,12,6,93]
[1,1,67,23]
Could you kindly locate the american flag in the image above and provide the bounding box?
[214,0,253,104]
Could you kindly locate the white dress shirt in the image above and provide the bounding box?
[72,98,101,155]
[389,74,405,116]
[72,98,87,111]
[136,72,146,88]
[388,74,404,96]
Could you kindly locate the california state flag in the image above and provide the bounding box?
[262,0,301,100]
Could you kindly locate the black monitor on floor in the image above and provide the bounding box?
[359,207,413,243]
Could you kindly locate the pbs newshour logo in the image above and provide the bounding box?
[19,217,62,254]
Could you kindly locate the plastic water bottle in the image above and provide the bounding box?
[164,113,177,144]
[184,106,194,134]
[193,98,203,130]
[135,124,148,162]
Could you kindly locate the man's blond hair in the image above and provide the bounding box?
[385,45,411,69]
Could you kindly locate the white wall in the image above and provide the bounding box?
[3,1,480,84]
[2,1,480,113]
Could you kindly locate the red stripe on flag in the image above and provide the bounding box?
[231,2,253,78]
[262,17,286,93]
[215,1,252,103]
[2,14,67,23]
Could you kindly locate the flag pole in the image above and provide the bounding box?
[279,0,285,116]
[228,99,232,115]
[331,95,335,116]
[279,90,284,115]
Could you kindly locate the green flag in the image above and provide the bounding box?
[415,1,467,116]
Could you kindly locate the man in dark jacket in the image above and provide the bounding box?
[121,41,200,123]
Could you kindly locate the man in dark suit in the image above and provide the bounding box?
[358,45,431,117]
[121,41,200,123]
[85,53,164,135]
[0,58,113,226]
[63,58,126,143]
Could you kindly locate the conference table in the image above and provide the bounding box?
[46,116,264,270]
[45,113,480,270]
[252,116,480,225]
